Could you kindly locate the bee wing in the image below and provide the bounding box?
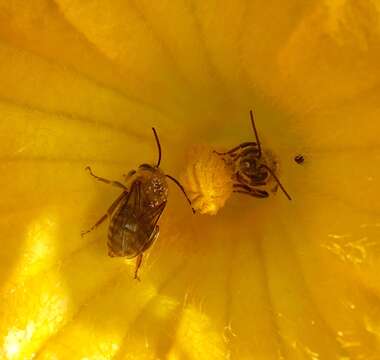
[124,179,166,232]
[144,200,167,230]
[138,201,166,254]
[127,179,142,212]
[126,179,166,254]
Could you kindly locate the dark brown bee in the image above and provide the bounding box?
[81,128,194,280]
[294,154,304,164]
[215,110,291,200]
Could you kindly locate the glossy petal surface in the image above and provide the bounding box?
[1,1,380,359]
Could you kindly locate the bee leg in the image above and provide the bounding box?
[271,184,278,193]
[213,142,257,156]
[235,172,266,187]
[81,191,128,237]
[81,214,107,237]
[134,254,143,281]
[122,169,136,182]
[233,183,250,191]
[233,189,269,198]
[85,166,127,190]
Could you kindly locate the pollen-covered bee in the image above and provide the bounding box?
[81,128,194,280]
[215,110,291,201]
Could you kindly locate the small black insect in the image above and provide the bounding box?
[294,154,304,164]
[81,128,194,280]
[215,110,291,200]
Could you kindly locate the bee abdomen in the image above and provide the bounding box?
[107,206,139,258]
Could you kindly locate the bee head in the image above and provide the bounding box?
[138,163,156,172]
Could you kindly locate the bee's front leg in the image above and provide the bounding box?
[134,254,143,281]
[81,191,128,237]
[123,169,136,183]
[85,166,127,190]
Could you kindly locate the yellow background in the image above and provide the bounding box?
[1,0,380,359]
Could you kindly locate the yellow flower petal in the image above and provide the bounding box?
[1,1,380,359]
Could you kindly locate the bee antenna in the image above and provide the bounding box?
[250,110,262,158]
[152,127,162,167]
[166,174,196,213]
[259,164,292,201]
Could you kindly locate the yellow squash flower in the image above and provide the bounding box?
[1,0,380,359]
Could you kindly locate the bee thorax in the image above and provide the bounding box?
[140,173,168,207]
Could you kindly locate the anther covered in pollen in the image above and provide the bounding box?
[181,145,233,215]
